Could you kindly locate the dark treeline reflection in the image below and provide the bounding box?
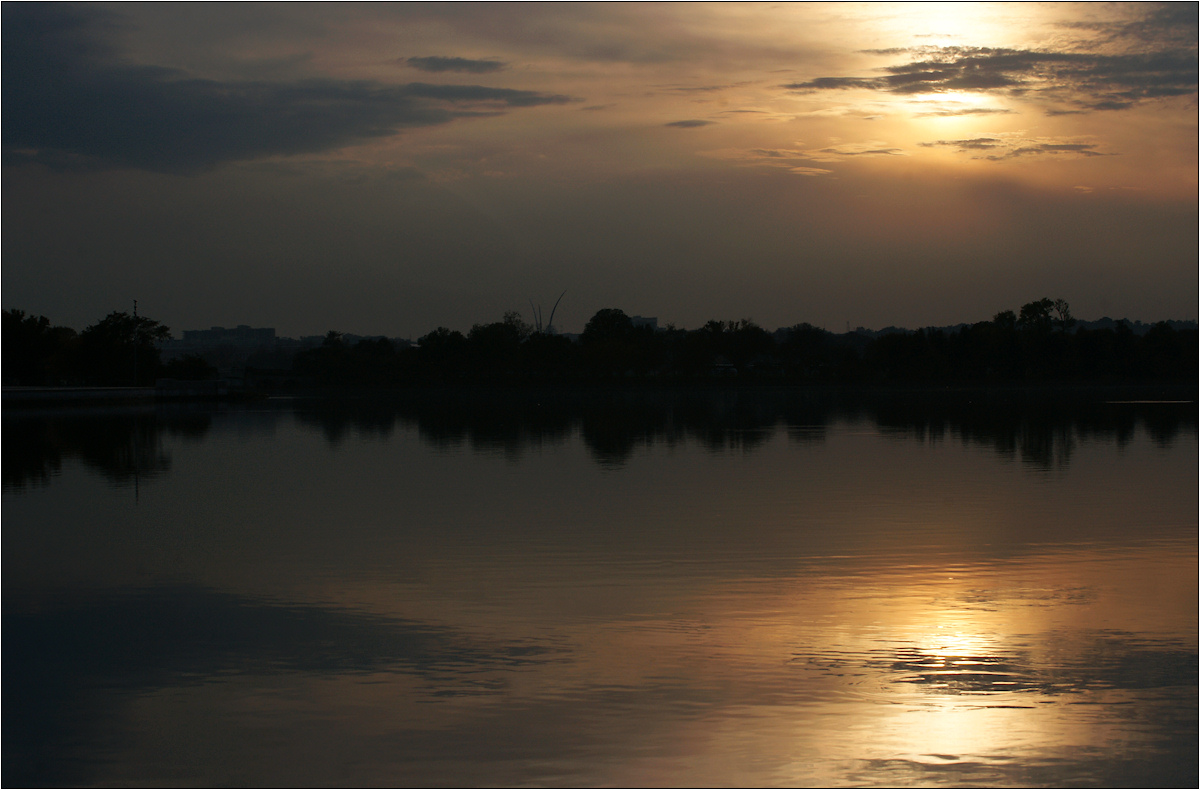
[1,406,213,490]
[291,387,1195,469]
[2,585,558,787]
[292,388,784,464]
[6,388,1194,486]
[866,394,1195,469]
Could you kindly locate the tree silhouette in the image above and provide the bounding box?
[580,308,661,377]
[77,311,171,386]
[1052,299,1076,331]
[3,309,78,385]
[581,308,634,343]
[1017,298,1056,333]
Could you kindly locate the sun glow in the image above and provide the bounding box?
[904,91,1009,120]
[876,2,1036,49]
[923,624,997,659]
[915,91,995,109]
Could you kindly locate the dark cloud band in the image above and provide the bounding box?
[920,137,1107,160]
[2,5,570,173]
[403,56,507,74]
[664,119,715,128]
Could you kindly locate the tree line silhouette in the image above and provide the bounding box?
[291,298,1196,386]
[3,309,212,387]
[4,298,1195,389]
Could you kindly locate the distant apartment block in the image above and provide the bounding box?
[185,325,275,344]
[168,325,277,354]
[630,316,658,331]
[161,325,412,375]
[160,325,298,373]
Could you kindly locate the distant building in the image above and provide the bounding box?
[630,316,658,331]
[161,325,286,373]
[162,323,416,379]
[169,325,277,355]
[344,334,412,348]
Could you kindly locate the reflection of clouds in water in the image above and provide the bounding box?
[850,745,1196,788]
[790,629,1197,787]
[796,632,1196,699]
[886,646,1053,697]
[2,387,1194,788]
[3,585,563,786]
[2,437,1194,786]
[6,584,561,683]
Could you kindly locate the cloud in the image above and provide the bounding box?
[999,143,1107,160]
[783,7,1197,115]
[913,106,1014,117]
[801,51,1186,112]
[818,146,905,157]
[700,146,807,164]
[665,119,715,128]
[790,77,880,91]
[1,4,572,173]
[653,81,754,94]
[701,140,905,170]
[1057,3,1199,50]
[697,146,839,176]
[793,105,889,120]
[920,136,1109,160]
[781,58,1025,97]
[403,82,569,107]
[919,137,1004,151]
[788,166,833,177]
[402,56,507,74]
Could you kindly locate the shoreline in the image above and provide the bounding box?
[5,380,1196,409]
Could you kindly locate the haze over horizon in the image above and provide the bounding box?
[4,2,1197,338]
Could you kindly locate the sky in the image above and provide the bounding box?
[3,2,1197,338]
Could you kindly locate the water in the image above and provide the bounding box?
[4,390,1196,786]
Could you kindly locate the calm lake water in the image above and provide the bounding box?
[4,389,1196,787]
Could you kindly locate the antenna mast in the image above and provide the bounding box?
[546,290,566,333]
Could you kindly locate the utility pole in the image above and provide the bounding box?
[133,299,139,386]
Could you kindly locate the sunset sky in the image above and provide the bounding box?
[4,2,1196,337]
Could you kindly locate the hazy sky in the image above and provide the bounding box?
[4,2,1196,337]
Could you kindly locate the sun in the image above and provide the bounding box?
[877,90,1011,144]
[923,624,997,659]
[889,3,1029,49]
[908,90,1001,114]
